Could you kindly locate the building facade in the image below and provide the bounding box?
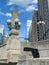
[38,0,49,39]
[0,24,4,44]
[29,11,38,47]
[29,10,46,43]
[37,18,45,41]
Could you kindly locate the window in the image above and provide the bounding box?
[37,25,40,41]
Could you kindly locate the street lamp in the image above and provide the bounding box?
[37,17,45,41]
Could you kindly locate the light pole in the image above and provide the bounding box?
[37,17,45,41]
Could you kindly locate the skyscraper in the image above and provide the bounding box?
[0,24,4,44]
[37,18,45,41]
[0,24,4,35]
[29,10,46,43]
[38,0,49,39]
[27,20,32,41]
[29,11,38,47]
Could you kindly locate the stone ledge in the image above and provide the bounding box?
[26,57,49,61]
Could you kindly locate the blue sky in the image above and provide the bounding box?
[0,0,38,42]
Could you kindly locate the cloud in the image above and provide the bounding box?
[7,0,38,7]
[5,13,11,17]
[7,0,32,7]
[0,11,11,17]
[7,2,13,5]
[19,5,38,13]
[26,5,38,11]
[32,0,38,3]
[7,19,11,23]
[7,0,38,13]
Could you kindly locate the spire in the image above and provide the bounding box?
[12,9,18,20]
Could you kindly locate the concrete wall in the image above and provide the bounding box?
[37,40,49,57]
[17,58,49,65]
[0,63,17,65]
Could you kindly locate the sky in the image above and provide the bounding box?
[0,0,38,42]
